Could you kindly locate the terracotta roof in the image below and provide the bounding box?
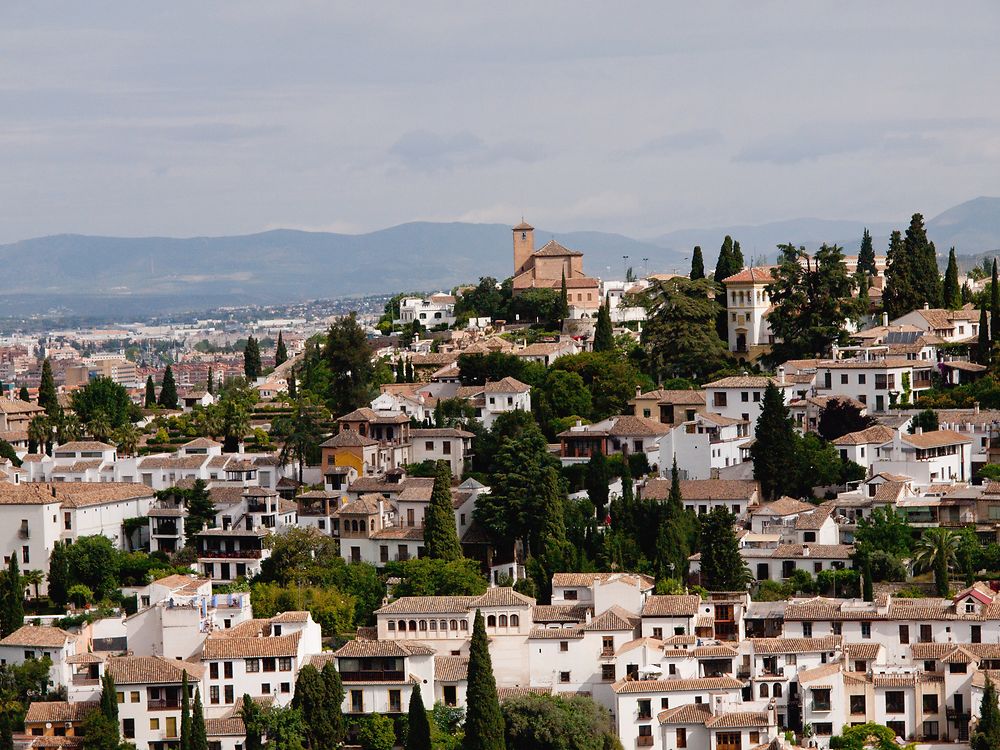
[202,632,301,659]
[772,544,854,559]
[497,686,553,701]
[336,493,385,516]
[750,636,842,654]
[52,441,115,452]
[371,526,424,541]
[551,572,655,589]
[528,627,585,639]
[532,604,590,623]
[409,428,474,439]
[270,611,311,623]
[657,703,713,724]
[795,662,843,684]
[832,424,897,446]
[901,429,972,448]
[721,267,776,284]
[606,415,672,436]
[583,606,639,632]
[334,640,435,658]
[633,389,705,405]
[483,377,531,394]
[376,596,478,615]
[24,701,98,723]
[844,642,881,660]
[0,482,151,507]
[320,431,378,448]
[612,676,744,693]
[705,711,772,729]
[692,644,739,658]
[204,718,246,737]
[182,437,222,449]
[641,595,701,618]
[753,496,816,516]
[105,655,205,684]
[395,478,436,502]
[532,239,582,257]
[0,397,44,415]
[0,625,74,648]
[666,479,757,502]
[434,656,469,682]
[706,375,788,389]
[794,505,834,530]
[471,588,535,608]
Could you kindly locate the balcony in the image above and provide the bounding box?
[600,648,615,658]
[71,675,99,686]
[199,549,262,559]
[812,702,832,712]
[340,670,404,683]
[18,527,30,539]
[153,523,178,536]
[147,699,182,710]
[636,738,654,748]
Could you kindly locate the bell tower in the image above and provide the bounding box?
[513,219,534,275]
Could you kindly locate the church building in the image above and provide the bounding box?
[512,220,601,313]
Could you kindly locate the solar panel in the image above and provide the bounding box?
[884,331,920,345]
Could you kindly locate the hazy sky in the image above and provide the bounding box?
[2,2,999,243]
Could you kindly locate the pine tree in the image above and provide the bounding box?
[973,674,1000,750]
[320,661,345,745]
[857,228,876,277]
[424,460,463,560]
[275,332,288,367]
[18,385,29,402]
[463,610,506,750]
[699,507,747,590]
[180,671,192,750]
[943,247,962,309]
[244,336,262,380]
[992,259,1000,349]
[749,382,800,500]
[559,271,570,319]
[1,555,23,637]
[593,304,614,352]
[406,683,431,750]
[206,367,214,394]
[38,358,57,415]
[158,366,178,409]
[191,689,208,750]
[144,376,157,408]
[979,298,991,365]
[690,246,705,280]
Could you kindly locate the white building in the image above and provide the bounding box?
[721,267,775,353]
[704,375,797,435]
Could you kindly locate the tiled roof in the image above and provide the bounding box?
[795,662,843,684]
[182,437,222,449]
[105,655,205,684]
[705,711,772,729]
[750,636,842,654]
[832,425,897,446]
[483,377,531,394]
[434,656,469,682]
[371,526,424,541]
[53,441,115,452]
[204,718,246,737]
[336,493,384,515]
[333,640,435,658]
[0,625,74,648]
[270,611,311,623]
[152,574,210,593]
[202,632,301,659]
[901,429,972,448]
[376,596,477,615]
[844,642,881,660]
[794,505,834,530]
[692,644,738,658]
[583,606,639,632]
[395,478,436,502]
[606,415,672,436]
[642,479,758,502]
[24,701,98,723]
[613,676,744,693]
[772,544,854,559]
[657,703,713,724]
[528,627,584,640]
[0,483,152,507]
[551,572,655,589]
[532,239,582,257]
[705,374,787,389]
[532,604,590,623]
[641,595,701,618]
[471,588,535,608]
[409,428,475,439]
[721,267,776,284]
[753,496,816,516]
[497,686,553,701]
[633,389,705,405]
[320,431,378,448]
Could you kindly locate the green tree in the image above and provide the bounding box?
[972,674,1000,750]
[293,665,337,750]
[275,332,288,367]
[585,450,610,518]
[206,366,214,394]
[1,556,23,637]
[18,385,29,402]
[388,559,487,598]
[558,271,569,320]
[454,277,510,322]
[424,461,463,561]
[750,382,800,500]
[241,695,264,750]
[320,661,345,745]
[145,376,157,408]
[251,583,355,637]
[979,296,992,365]
[502,693,617,750]
[463,610,505,750]
[244,336,262,380]
[766,243,861,360]
[593,304,614,352]
[358,714,396,750]
[642,277,730,381]
[713,235,741,341]
[37,359,58,416]
[699,507,748,590]
[817,398,876,442]
[181,479,217,544]
[904,212,942,310]
[180,671,192,750]
[191,689,209,750]
[71,377,136,429]
[690,246,705,280]
[853,507,912,558]
[22,570,43,601]
[406,683,432,750]
[509,288,563,327]
[829,722,914,749]
[541,370,592,421]
[913,527,960,597]
[908,409,939,434]
[159,365,179,409]
[993,259,1000,350]
[274,396,331,483]
[324,313,376,417]
[857,228,876,277]
[943,247,962,309]
[47,541,70,607]
[882,230,914,320]
[262,705,306,750]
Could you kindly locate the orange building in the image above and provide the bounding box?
[511,221,601,311]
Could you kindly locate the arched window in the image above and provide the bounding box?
[773,683,782,698]
[408,620,417,631]
[351,520,358,532]
[487,615,497,627]
[397,620,406,632]
[759,683,769,698]
[450,620,458,631]
[439,620,447,631]
[510,614,519,627]
[369,519,374,531]
[499,615,508,627]
[460,620,469,631]
[419,620,427,631]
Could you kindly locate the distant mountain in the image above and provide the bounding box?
[927,197,1000,253]
[0,224,681,317]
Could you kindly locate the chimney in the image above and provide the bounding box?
[923,302,930,310]
[975,401,981,415]
[915,427,923,435]
[881,312,889,326]
[777,366,786,385]
[636,385,642,398]
[802,545,810,557]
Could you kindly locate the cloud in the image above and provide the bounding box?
[630,128,724,156]
[387,129,546,172]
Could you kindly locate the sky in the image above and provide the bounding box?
[1,2,999,244]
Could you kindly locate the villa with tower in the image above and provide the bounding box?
[512,220,601,313]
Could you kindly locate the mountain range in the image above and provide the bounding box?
[2,197,999,318]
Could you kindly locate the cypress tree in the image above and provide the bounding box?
[992,259,1000,348]
[463,610,505,750]
[713,236,736,282]
[699,507,746,590]
[972,674,1000,750]
[18,385,29,402]
[191,689,208,750]
[144,376,157,408]
[861,553,874,602]
[857,228,876,277]
[294,665,334,749]
[275,332,288,367]
[620,459,633,505]
[396,358,406,383]
[206,367,214,395]
[100,672,118,723]
[585,449,610,519]
[240,695,263,750]
[288,372,297,399]
[406,360,415,382]
[749,382,800,500]
[321,661,345,745]
[690,246,705,280]
[559,271,570,319]
[943,247,962,309]
[883,230,914,320]
[903,213,941,309]
[979,298,991,365]
[424,460,463,560]
[180,671,192,750]
[158,366,178,409]
[38,358,58,415]
[406,683,431,750]
[1,555,23,637]
[244,336,261,380]
[732,240,744,269]
[593,304,614,352]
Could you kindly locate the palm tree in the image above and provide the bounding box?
[913,528,961,597]
[276,396,330,483]
[22,570,44,601]
[54,410,83,444]
[28,415,51,455]
[113,423,141,457]
[87,409,114,443]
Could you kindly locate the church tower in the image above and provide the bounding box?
[513,219,534,275]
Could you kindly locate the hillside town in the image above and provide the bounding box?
[4,215,1000,750]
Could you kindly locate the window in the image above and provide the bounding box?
[950,662,968,674]
[279,657,292,671]
[601,664,615,681]
[759,683,769,698]
[123,719,135,739]
[652,627,663,639]
[812,688,831,712]
[814,723,833,737]
[224,685,233,704]
[858,374,866,384]
[261,683,270,694]
[887,721,905,737]
[130,691,139,703]
[150,719,160,730]
[802,622,812,638]
[351,690,363,713]
[443,442,451,455]
[210,686,220,704]
[923,721,940,740]
[832,622,842,635]
[166,717,177,738]
[116,692,124,704]
[773,683,782,698]
[263,658,276,672]
[499,615,508,627]
[210,663,219,679]
[510,614,519,626]
[637,699,651,719]
[741,392,749,402]
[389,690,401,712]
[487,615,496,627]
[886,691,905,714]
[973,625,982,643]
[563,589,578,600]
[425,441,434,451]
[559,671,570,683]
[64,512,72,530]
[861,622,871,639]
[280,683,290,694]
[676,728,687,748]
[850,695,866,715]
[841,373,849,384]
[21,546,28,564]
[920,624,932,643]
[559,641,568,652]
[246,659,260,673]
[388,620,395,632]
[923,694,938,713]
[899,625,909,644]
